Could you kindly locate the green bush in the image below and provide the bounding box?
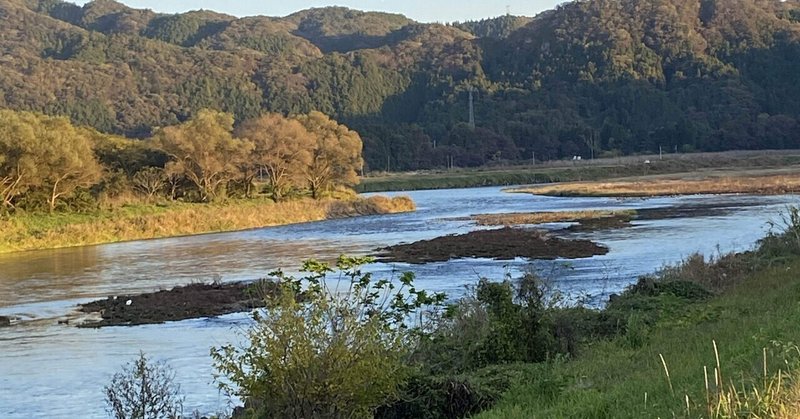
[212,256,445,419]
[376,364,545,419]
[104,352,184,419]
[417,273,561,374]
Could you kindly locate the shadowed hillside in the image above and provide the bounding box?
[2,0,800,170]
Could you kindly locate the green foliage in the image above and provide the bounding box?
[153,109,251,202]
[143,11,232,47]
[104,352,184,419]
[376,364,542,419]
[211,256,445,419]
[4,0,800,171]
[479,246,800,418]
[452,15,532,39]
[418,274,561,375]
[0,110,103,212]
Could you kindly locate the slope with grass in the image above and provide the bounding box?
[480,247,800,418]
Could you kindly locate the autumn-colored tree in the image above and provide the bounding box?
[38,121,104,212]
[295,111,363,199]
[153,110,252,202]
[236,113,315,201]
[0,111,42,211]
[0,111,102,212]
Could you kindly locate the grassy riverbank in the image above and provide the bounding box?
[476,231,800,418]
[357,150,800,193]
[0,195,415,254]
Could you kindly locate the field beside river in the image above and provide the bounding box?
[358,150,800,193]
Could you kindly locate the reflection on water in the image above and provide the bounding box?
[0,186,796,417]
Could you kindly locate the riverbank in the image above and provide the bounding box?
[0,195,415,254]
[357,150,800,193]
[512,171,800,197]
[480,250,800,417]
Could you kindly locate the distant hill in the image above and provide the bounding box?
[2,0,800,170]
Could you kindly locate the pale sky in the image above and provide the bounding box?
[70,0,563,22]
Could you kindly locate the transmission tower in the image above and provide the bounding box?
[468,86,475,129]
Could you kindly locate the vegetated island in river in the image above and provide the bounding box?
[0,195,415,254]
[375,227,609,264]
[463,210,637,232]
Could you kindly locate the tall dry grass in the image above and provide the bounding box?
[514,174,800,197]
[471,210,635,226]
[0,195,415,253]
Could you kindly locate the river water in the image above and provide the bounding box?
[0,186,796,417]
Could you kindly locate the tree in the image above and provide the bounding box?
[153,110,252,202]
[132,167,166,202]
[0,111,42,211]
[295,111,363,199]
[235,114,315,201]
[105,352,184,419]
[0,111,104,212]
[37,122,104,212]
[212,256,445,419]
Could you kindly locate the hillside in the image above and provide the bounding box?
[2,0,800,170]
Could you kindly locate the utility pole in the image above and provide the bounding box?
[531,150,535,166]
[659,145,663,160]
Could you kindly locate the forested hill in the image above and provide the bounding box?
[2,0,800,171]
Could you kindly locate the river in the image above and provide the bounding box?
[0,186,796,417]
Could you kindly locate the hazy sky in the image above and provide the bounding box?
[70,1,563,22]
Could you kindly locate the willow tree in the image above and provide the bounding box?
[0,111,102,212]
[236,114,315,201]
[0,110,41,210]
[154,110,252,202]
[294,111,363,199]
[38,121,104,212]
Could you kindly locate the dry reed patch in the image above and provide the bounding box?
[0,196,416,253]
[513,174,800,197]
[471,210,635,227]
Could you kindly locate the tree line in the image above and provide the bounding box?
[0,108,363,214]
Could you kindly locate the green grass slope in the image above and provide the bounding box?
[480,258,800,418]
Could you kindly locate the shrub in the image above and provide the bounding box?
[417,273,561,374]
[104,352,184,419]
[212,256,445,419]
[375,364,539,419]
